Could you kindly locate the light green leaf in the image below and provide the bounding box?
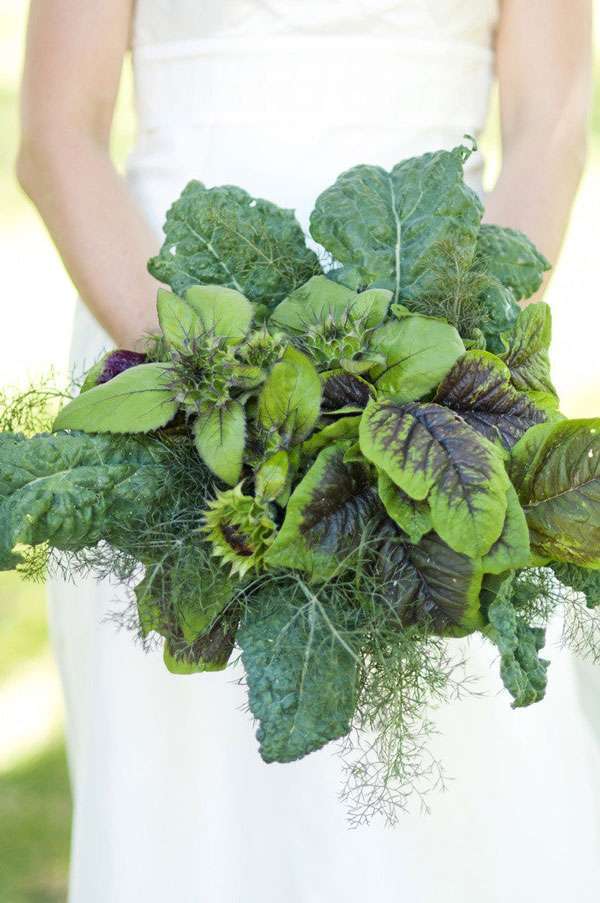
[238,587,358,762]
[301,417,360,456]
[310,143,483,301]
[359,400,509,558]
[184,284,254,341]
[369,313,465,402]
[270,275,391,334]
[157,288,204,354]
[377,471,432,545]
[481,484,531,574]
[265,444,380,580]
[53,363,178,434]
[509,419,600,567]
[148,180,320,308]
[255,450,289,501]
[193,401,246,485]
[257,347,321,447]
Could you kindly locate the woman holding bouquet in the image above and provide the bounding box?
[17,1,597,901]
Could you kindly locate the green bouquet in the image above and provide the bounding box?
[2,140,599,824]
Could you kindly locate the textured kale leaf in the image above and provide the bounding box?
[148,181,320,307]
[486,589,549,707]
[476,224,550,303]
[238,589,358,763]
[265,444,381,579]
[510,419,600,567]
[551,563,600,609]
[359,399,510,558]
[310,144,483,301]
[434,350,546,449]
[0,431,169,567]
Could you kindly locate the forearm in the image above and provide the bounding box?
[17,133,159,350]
[484,124,587,300]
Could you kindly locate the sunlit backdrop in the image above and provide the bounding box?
[0,2,598,899]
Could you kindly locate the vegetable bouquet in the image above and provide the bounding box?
[2,140,599,823]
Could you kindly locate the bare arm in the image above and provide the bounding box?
[17,0,159,350]
[485,0,593,300]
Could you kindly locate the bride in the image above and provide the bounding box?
[17,1,597,901]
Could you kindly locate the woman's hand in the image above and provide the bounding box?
[485,0,593,302]
[16,0,159,350]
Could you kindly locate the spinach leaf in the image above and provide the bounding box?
[148,181,320,307]
[309,144,483,301]
[0,431,168,567]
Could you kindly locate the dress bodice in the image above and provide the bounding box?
[127,0,499,231]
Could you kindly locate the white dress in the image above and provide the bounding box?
[48,2,600,901]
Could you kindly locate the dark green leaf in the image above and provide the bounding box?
[486,589,549,707]
[476,224,550,302]
[238,588,358,762]
[309,144,483,301]
[551,563,600,609]
[321,370,372,413]
[434,350,546,449]
[0,432,169,566]
[148,180,320,307]
[501,303,559,406]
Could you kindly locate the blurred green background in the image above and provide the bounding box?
[0,1,599,899]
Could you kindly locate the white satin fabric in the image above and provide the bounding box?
[50,2,600,901]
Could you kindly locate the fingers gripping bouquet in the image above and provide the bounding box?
[2,141,599,823]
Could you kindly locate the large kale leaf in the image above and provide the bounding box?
[148,181,320,308]
[309,144,483,301]
[486,588,549,707]
[238,588,359,763]
[0,431,169,568]
[510,419,600,567]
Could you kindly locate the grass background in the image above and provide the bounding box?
[0,1,598,899]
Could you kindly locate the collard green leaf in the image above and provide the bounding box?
[238,589,358,763]
[265,444,381,580]
[54,363,178,434]
[359,399,509,558]
[477,224,550,302]
[148,181,320,307]
[486,589,549,707]
[377,524,484,632]
[193,401,245,486]
[510,419,600,567]
[434,350,546,449]
[257,347,321,447]
[551,563,600,609]
[377,471,432,545]
[309,144,483,301]
[0,431,168,566]
[368,311,465,402]
[501,303,559,406]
